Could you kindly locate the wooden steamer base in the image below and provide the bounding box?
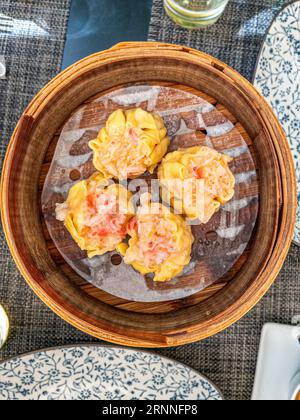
[1,43,296,347]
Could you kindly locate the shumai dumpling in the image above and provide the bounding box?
[55,173,134,258]
[117,193,194,282]
[158,146,235,223]
[89,108,170,180]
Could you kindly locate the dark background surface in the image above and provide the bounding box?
[62,0,153,68]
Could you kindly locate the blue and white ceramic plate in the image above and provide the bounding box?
[0,346,223,400]
[254,0,300,245]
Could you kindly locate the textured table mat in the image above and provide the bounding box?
[0,0,299,401]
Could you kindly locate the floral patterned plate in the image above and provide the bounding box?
[0,345,223,400]
[254,0,300,245]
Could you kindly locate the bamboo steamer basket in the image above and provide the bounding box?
[0,42,296,347]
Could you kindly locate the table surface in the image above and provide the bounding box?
[1,0,299,401]
[62,0,153,69]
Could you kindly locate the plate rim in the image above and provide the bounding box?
[0,343,224,400]
[252,0,300,247]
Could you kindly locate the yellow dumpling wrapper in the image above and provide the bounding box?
[158,146,235,223]
[89,108,170,180]
[120,193,194,282]
[55,173,134,257]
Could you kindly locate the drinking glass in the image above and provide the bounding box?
[164,0,230,29]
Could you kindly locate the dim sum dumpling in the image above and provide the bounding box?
[118,193,194,282]
[158,146,235,223]
[56,173,134,257]
[89,108,170,180]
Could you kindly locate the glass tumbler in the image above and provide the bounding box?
[164,0,230,29]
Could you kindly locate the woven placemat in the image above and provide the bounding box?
[0,0,299,402]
